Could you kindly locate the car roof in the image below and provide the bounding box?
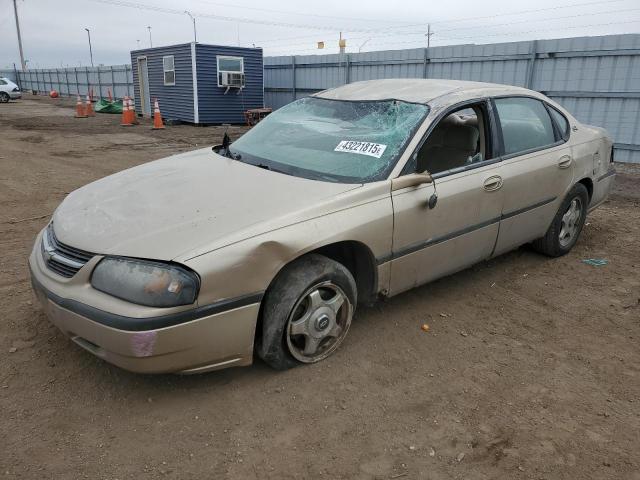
[314,78,533,105]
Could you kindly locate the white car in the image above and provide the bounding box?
[0,77,21,102]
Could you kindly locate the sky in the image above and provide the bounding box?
[1,0,639,68]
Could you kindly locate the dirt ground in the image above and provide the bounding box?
[1,96,639,480]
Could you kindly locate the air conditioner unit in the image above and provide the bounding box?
[220,72,245,88]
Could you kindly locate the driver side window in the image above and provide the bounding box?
[412,103,492,176]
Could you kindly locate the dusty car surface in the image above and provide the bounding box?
[29,79,615,374]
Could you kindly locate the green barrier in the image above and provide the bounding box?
[95,99,123,114]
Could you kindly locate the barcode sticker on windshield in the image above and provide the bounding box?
[334,140,387,159]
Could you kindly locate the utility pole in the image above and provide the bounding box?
[147,26,153,47]
[425,23,434,49]
[85,28,94,67]
[12,0,26,70]
[184,11,197,43]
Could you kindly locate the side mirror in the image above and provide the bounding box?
[391,172,433,191]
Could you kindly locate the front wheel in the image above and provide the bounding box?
[532,183,589,257]
[257,254,357,370]
[0,92,10,103]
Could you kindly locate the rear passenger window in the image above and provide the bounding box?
[495,97,557,156]
[548,106,570,140]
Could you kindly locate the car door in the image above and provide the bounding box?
[388,100,504,296]
[491,96,574,256]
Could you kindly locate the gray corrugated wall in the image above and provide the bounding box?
[131,43,194,122]
[0,69,18,84]
[6,34,640,161]
[195,44,264,124]
[264,34,640,163]
[7,65,133,99]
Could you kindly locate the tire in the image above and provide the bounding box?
[257,253,357,370]
[0,92,10,103]
[532,183,589,257]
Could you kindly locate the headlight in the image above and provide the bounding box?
[91,258,199,307]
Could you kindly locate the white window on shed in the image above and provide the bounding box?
[163,55,175,86]
[217,56,244,86]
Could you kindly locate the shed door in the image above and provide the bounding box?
[137,57,151,117]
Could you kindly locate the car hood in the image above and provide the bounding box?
[52,148,362,261]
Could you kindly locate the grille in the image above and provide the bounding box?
[42,224,95,278]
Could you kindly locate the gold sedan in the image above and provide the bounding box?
[29,79,615,373]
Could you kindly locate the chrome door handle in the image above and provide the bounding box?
[483,175,503,192]
[558,155,573,169]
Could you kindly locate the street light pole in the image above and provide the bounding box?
[147,26,153,47]
[12,0,26,70]
[184,11,197,43]
[85,28,94,67]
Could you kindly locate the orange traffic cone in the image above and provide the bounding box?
[75,94,87,118]
[152,98,165,130]
[120,96,133,126]
[130,98,139,125]
[85,94,95,117]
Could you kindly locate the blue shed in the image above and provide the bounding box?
[130,42,263,124]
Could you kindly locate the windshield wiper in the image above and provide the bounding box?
[250,162,289,175]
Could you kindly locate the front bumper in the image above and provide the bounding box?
[29,241,261,374]
[9,91,21,100]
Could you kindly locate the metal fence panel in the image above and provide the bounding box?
[7,65,133,100]
[4,34,639,162]
[264,33,640,163]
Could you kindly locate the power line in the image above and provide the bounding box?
[391,6,640,37]
[261,5,640,52]
[195,0,414,26]
[329,6,640,47]
[88,0,638,56]
[262,17,640,55]
[386,0,629,31]
[366,18,640,47]
[89,0,393,33]
[254,0,630,47]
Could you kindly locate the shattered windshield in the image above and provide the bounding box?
[229,97,429,183]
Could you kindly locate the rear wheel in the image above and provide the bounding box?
[257,254,357,370]
[0,92,10,103]
[532,183,589,257]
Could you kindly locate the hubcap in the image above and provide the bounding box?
[559,197,583,248]
[315,314,330,331]
[286,281,353,363]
